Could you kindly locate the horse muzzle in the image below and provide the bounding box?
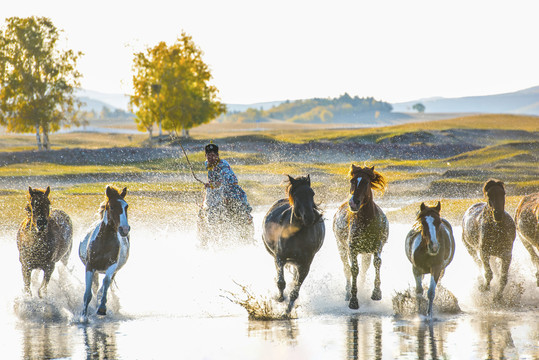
[36,219,48,232]
[119,225,130,237]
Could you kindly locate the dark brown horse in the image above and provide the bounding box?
[405,202,455,318]
[262,175,325,313]
[79,185,130,317]
[462,179,516,301]
[17,186,73,297]
[333,165,389,309]
[515,192,539,285]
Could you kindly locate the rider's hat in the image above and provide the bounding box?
[205,142,219,154]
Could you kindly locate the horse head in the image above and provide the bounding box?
[28,186,51,232]
[348,165,387,213]
[483,179,506,222]
[287,174,319,226]
[418,202,442,255]
[103,185,130,237]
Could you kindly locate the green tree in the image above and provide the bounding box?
[0,17,83,150]
[130,32,226,141]
[412,103,425,113]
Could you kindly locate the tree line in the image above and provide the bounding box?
[221,93,393,124]
[1,17,225,150]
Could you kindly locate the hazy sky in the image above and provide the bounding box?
[4,0,539,104]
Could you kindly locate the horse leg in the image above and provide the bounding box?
[371,251,382,301]
[349,250,360,309]
[427,270,441,319]
[520,240,539,286]
[494,253,512,302]
[275,258,286,302]
[287,263,311,314]
[82,270,95,317]
[412,266,424,315]
[21,264,32,296]
[337,241,352,301]
[360,253,372,285]
[479,251,493,292]
[38,264,55,298]
[97,263,118,315]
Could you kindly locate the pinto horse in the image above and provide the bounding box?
[462,179,516,301]
[405,202,455,318]
[262,175,325,313]
[333,165,389,309]
[79,186,130,316]
[17,186,73,297]
[515,192,539,285]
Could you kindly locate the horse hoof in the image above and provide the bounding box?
[277,295,285,302]
[349,298,359,310]
[97,307,107,316]
[371,290,382,301]
[479,284,490,292]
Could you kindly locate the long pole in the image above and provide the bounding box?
[178,142,206,185]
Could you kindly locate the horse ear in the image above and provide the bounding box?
[287,174,295,184]
[370,166,375,172]
[435,201,441,212]
[120,187,127,199]
[28,186,33,195]
[105,185,113,198]
[306,174,311,186]
[44,186,50,197]
[420,202,426,211]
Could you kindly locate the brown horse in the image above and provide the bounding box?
[333,165,389,309]
[405,202,455,318]
[79,186,130,317]
[515,192,539,285]
[262,175,325,313]
[462,179,516,301]
[17,186,73,297]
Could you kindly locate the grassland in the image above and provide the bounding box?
[0,114,536,234]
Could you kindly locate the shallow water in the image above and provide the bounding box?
[2,207,539,359]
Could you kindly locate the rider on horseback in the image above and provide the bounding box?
[203,142,253,225]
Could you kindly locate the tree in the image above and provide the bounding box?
[130,31,226,141]
[0,17,83,150]
[412,103,425,113]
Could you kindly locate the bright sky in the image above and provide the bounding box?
[4,0,539,104]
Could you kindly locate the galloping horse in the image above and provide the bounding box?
[515,192,539,285]
[405,202,455,318]
[333,165,389,309]
[462,179,516,301]
[79,185,130,316]
[262,175,325,313]
[17,186,73,297]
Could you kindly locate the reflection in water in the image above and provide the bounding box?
[247,319,298,345]
[20,322,73,359]
[475,315,516,360]
[82,322,119,360]
[393,318,456,360]
[347,315,382,360]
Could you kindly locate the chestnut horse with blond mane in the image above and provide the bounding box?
[333,165,389,309]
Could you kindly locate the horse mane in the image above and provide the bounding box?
[483,178,504,196]
[285,175,323,215]
[349,164,388,194]
[412,203,441,232]
[25,187,51,217]
[97,185,123,218]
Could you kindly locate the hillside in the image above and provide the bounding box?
[392,86,539,115]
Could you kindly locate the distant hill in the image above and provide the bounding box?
[392,86,539,115]
[76,89,131,112]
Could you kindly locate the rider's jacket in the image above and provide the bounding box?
[204,159,251,212]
